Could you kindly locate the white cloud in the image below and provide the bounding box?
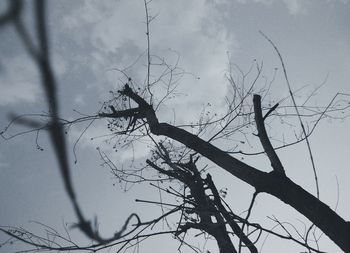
[283,0,305,15]
[236,0,348,15]
[52,52,67,77]
[73,94,85,105]
[67,119,152,165]
[0,162,9,168]
[327,0,349,3]
[241,0,304,14]
[254,0,274,5]
[0,160,9,169]
[60,0,114,29]
[0,152,9,169]
[0,55,41,106]
[57,0,237,123]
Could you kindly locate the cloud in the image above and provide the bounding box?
[52,52,68,77]
[73,94,85,106]
[0,50,66,107]
[56,0,236,124]
[235,0,348,15]
[327,0,349,3]
[283,0,305,15]
[0,55,41,106]
[284,0,349,14]
[237,0,304,14]
[0,152,9,169]
[0,161,9,169]
[67,118,153,165]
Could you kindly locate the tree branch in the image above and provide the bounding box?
[99,84,350,252]
[253,94,285,174]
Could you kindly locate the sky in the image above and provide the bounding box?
[1,0,350,252]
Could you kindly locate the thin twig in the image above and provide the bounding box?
[260,31,320,198]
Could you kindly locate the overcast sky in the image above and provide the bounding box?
[1,0,350,252]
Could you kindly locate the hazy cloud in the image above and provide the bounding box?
[0,55,41,106]
[54,0,237,123]
[235,0,348,15]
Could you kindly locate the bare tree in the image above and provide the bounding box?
[1,1,350,253]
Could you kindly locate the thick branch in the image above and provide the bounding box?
[148,155,237,253]
[99,108,141,119]
[253,94,285,174]
[206,174,258,253]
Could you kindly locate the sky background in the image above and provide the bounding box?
[1,0,350,252]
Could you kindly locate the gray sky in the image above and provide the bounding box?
[1,0,350,252]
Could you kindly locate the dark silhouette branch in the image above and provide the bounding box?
[253,94,285,174]
[99,84,350,252]
[205,174,258,253]
[0,0,141,246]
